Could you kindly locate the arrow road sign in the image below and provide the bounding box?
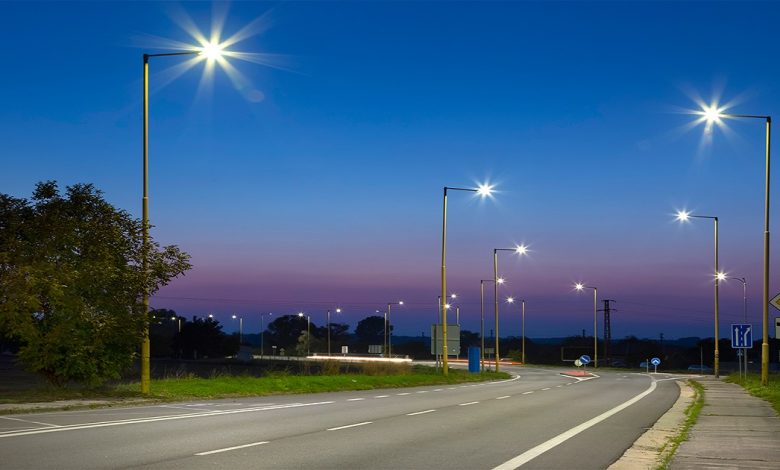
[770,292,780,312]
[579,355,591,365]
[731,324,753,349]
[651,357,661,366]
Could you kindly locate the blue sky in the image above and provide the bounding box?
[2,1,780,339]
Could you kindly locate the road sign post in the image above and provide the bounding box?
[651,357,661,373]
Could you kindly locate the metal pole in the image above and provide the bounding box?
[455,305,460,360]
[593,288,598,368]
[522,300,526,364]
[388,303,392,357]
[480,281,485,371]
[307,316,310,356]
[327,309,331,356]
[261,314,264,358]
[762,118,771,386]
[141,55,151,395]
[440,188,449,375]
[494,250,500,372]
[714,217,720,378]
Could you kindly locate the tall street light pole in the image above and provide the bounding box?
[232,314,243,345]
[298,312,310,356]
[140,45,226,394]
[441,184,493,376]
[493,245,528,372]
[480,278,504,371]
[386,301,403,357]
[700,108,771,385]
[574,283,598,368]
[723,275,748,376]
[505,297,526,363]
[676,210,721,377]
[327,308,341,357]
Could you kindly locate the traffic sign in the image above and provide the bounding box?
[651,357,661,366]
[574,359,583,367]
[770,292,780,311]
[579,355,591,365]
[731,324,753,349]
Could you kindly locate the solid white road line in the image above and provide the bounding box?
[327,421,372,431]
[196,441,269,456]
[496,396,510,400]
[458,402,479,406]
[492,379,658,469]
[406,410,436,416]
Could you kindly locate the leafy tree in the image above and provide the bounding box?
[173,315,235,359]
[0,182,191,386]
[355,315,386,345]
[267,314,309,351]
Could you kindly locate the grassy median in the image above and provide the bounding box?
[1,364,509,405]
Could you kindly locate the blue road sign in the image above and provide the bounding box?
[579,355,591,365]
[651,357,661,366]
[731,324,753,349]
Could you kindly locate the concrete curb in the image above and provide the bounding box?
[609,380,693,469]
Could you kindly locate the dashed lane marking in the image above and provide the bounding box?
[196,441,269,456]
[406,410,436,416]
[327,421,372,431]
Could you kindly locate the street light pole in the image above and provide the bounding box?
[327,309,340,356]
[493,246,527,372]
[386,302,403,357]
[521,299,526,364]
[441,184,493,376]
[575,283,598,368]
[676,211,721,377]
[699,108,771,385]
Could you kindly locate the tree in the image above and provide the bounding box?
[355,315,386,345]
[173,315,235,359]
[0,182,191,386]
[266,315,309,351]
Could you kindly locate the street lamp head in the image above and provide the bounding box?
[716,271,727,281]
[444,303,451,310]
[575,283,585,291]
[497,277,505,284]
[515,244,528,255]
[476,183,494,198]
[298,312,304,317]
[700,104,724,125]
[507,296,515,304]
[171,316,176,320]
[208,314,213,318]
[199,41,225,61]
[675,210,690,222]
[231,314,237,319]
[335,308,342,313]
[398,301,404,305]
[450,294,457,299]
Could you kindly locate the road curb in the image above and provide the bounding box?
[608,380,693,469]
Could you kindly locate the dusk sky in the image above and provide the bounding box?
[3,1,780,340]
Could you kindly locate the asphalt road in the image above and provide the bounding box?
[0,367,683,469]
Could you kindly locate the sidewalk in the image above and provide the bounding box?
[670,377,780,469]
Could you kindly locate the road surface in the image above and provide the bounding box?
[0,366,682,469]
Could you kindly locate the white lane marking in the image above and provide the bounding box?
[433,389,444,392]
[327,421,372,431]
[522,391,534,395]
[492,379,658,469]
[496,396,510,400]
[397,393,411,396]
[347,398,364,401]
[448,387,457,390]
[542,388,551,391]
[195,441,269,456]
[556,385,563,388]
[458,401,479,406]
[417,391,428,394]
[0,416,61,428]
[374,395,389,398]
[406,410,436,416]
[0,401,335,438]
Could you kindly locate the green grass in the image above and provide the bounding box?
[725,372,780,415]
[1,366,509,406]
[656,380,705,470]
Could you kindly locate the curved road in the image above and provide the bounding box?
[0,367,683,469]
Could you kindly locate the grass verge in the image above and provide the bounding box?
[656,380,705,470]
[725,372,780,415]
[1,365,509,407]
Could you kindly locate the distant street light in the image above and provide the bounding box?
[140,44,228,394]
[441,183,494,375]
[722,275,748,375]
[298,312,310,355]
[675,210,721,377]
[574,283,598,368]
[170,316,182,333]
[232,314,243,345]
[697,106,771,385]
[480,278,504,370]
[327,308,341,356]
[507,297,527,364]
[493,245,528,372]
[386,301,403,357]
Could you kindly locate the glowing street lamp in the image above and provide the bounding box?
[507,297,527,364]
[480,278,504,370]
[721,274,749,376]
[327,308,341,356]
[440,183,494,375]
[231,314,243,345]
[675,210,721,377]
[139,44,229,394]
[386,301,403,357]
[493,244,528,372]
[574,283,598,368]
[696,105,772,385]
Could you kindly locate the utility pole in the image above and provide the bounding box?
[600,300,616,363]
